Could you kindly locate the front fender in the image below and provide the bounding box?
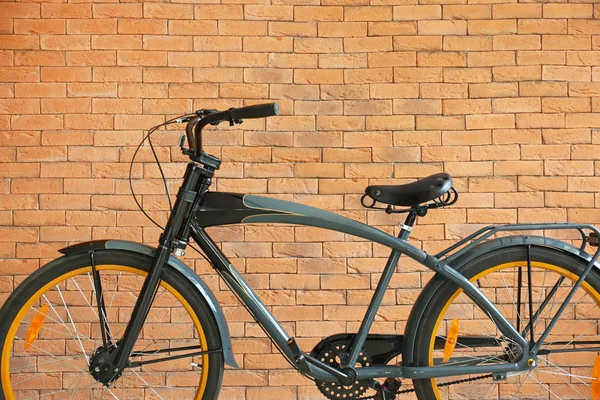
[59,240,238,368]
[402,235,600,367]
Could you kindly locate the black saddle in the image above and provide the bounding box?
[364,173,453,207]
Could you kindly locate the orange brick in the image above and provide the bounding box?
[41,66,91,82]
[542,98,590,113]
[245,5,293,21]
[393,5,441,20]
[469,83,518,98]
[521,144,569,160]
[517,50,565,66]
[394,67,442,82]
[40,35,90,51]
[544,4,592,19]
[545,161,593,176]
[14,51,65,67]
[421,83,467,99]
[493,4,541,19]
[520,82,567,97]
[295,6,343,21]
[493,35,540,51]
[93,4,141,18]
[42,4,91,19]
[318,22,366,38]
[516,113,564,129]
[92,34,142,50]
[345,37,392,53]
[67,19,117,35]
[444,5,490,20]
[0,35,39,50]
[14,19,65,35]
[520,19,567,35]
[542,34,590,51]
[492,98,540,113]
[41,98,91,114]
[368,22,416,36]
[468,19,516,35]
[542,66,591,82]
[271,22,317,37]
[345,6,392,21]
[393,99,441,114]
[118,19,167,35]
[416,115,464,130]
[444,99,490,115]
[468,51,515,67]
[418,51,466,67]
[393,36,442,51]
[543,128,591,144]
[418,20,466,35]
[444,36,492,51]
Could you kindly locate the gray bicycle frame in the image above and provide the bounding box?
[192,194,600,382]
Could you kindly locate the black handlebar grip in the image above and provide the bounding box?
[229,103,279,121]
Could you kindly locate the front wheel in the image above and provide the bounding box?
[412,246,600,400]
[0,250,224,399]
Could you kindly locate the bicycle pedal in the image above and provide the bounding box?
[374,378,401,400]
[384,377,402,394]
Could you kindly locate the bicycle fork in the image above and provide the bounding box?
[107,163,211,374]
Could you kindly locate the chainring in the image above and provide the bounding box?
[314,339,372,400]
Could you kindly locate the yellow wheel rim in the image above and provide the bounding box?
[428,261,600,400]
[1,265,210,400]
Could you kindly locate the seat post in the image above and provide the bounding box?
[399,210,418,240]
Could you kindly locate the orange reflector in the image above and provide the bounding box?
[442,319,459,363]
[24,303,49,349]
[593,356,600,400]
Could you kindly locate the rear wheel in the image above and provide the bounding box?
[412,246,600,400]
[0,250,224,399]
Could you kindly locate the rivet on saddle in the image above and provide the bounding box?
[361,173,458,214]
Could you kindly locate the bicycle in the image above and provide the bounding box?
[1,102,600,400]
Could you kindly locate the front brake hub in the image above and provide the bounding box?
[89,345,123,386]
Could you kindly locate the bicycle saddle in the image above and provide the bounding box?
[364,173,453,207]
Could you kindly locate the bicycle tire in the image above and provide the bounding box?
[411,245,600,400]
[0,249,224,399]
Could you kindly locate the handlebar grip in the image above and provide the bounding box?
[229,103,279,121]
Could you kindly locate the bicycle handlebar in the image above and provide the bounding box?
[184,102,279,159]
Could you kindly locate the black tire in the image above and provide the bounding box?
[0,250,224,400]
[411,246,600,400]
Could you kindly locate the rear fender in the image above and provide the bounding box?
[59,240,238,368]
[402,235,600,367]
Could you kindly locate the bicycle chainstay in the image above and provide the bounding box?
[354,373,493,399]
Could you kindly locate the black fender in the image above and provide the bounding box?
[59,239,239,368]
[402,235,600,367]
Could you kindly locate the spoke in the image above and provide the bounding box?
[526,367,565,399]
[543,318,600,352]
[55,287,89,363]
[13,335,89,375]
[22,382,98,400]
[130,369,163,400]
[499,269,523,334]
[42,295,94,342]
[539,357,591,387]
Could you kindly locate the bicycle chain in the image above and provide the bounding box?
[354,373,494,399]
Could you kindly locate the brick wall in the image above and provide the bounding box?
[1,0,600,399]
